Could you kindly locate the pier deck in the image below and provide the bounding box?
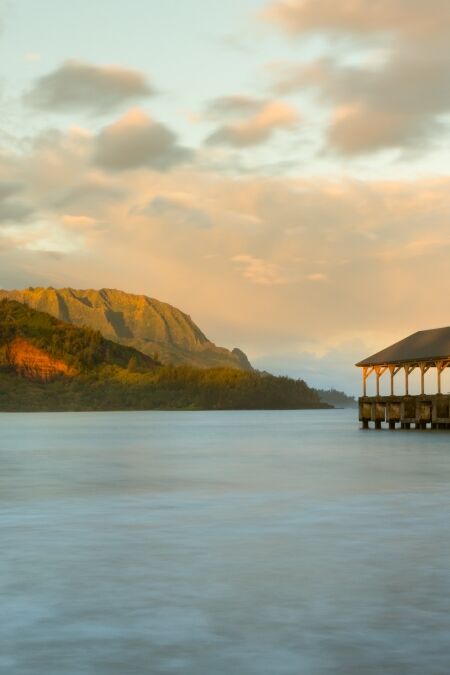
[359,395,450,430]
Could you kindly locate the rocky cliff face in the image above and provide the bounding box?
[232,348,253,371]
[0,288,252,370]
[7,338,76,380]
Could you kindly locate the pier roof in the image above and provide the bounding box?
[356,327,450,367]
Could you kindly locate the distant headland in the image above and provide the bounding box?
[0,287,252,371]
[0,294,330,412]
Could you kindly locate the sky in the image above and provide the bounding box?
[1,0,450,394]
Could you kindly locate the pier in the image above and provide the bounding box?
[356,327,450,430]
[359,395,450,430]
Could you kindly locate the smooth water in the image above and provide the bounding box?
[1,410,450,675]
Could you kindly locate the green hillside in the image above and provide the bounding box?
[0,299,329,412]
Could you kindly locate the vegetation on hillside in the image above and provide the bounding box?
[0,299,330,412]
[0,299,156,371]
[0,367,328,412]
[313,388,357,408]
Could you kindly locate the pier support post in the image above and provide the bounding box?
[436,361,449,395]
[389,366,401,396]
[374,366,388,397]
[362,366,374,397]
[419,363,431,395]
[403,365,416,396]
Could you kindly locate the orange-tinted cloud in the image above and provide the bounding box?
[265,1,450,154]
[263,0,450,40]
[206,98,299,147]
[1,119,450,383]
[232,254,287,285]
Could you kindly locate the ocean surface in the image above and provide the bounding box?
[1,409,450,675]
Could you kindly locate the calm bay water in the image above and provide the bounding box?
[1,409,450,674]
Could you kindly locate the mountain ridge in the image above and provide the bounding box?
[0,287,252,370]
[0,298,328,412]
[0,298,158,379]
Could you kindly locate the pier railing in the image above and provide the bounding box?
[359,395,450,430]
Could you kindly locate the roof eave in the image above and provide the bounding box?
[356,355,450,368]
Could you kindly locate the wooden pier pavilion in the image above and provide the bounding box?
[356,327,450,430]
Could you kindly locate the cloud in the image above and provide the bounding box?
[232,254,287,285]
[0,201,34,224]
[2,123,450,385]
[263,0,450,40]
[306,272,327,281]
[93,109,191,171]
[61,214,100,229]
[0,182,23,200]
[276,55,450,154]
[265,1,450,155]
[206,95,265,117]
[0,181,34,225]
[144,194,212,229]
[206,98,299,147]
[327,102,440,156]
[24,60,153,114]
[56,177,127,210]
